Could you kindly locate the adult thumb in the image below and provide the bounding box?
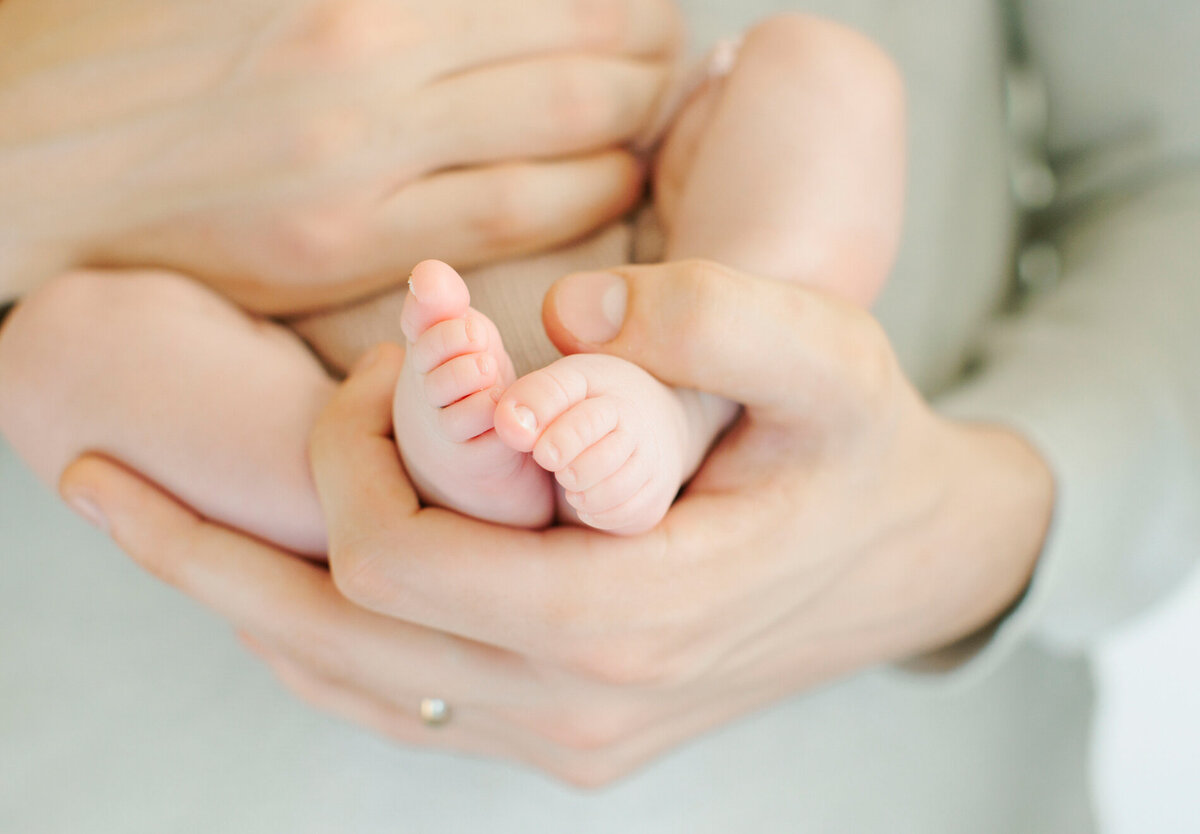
[542,259,881,414]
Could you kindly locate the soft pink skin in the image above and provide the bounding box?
[0,14,906,545]
[395,260,690,534]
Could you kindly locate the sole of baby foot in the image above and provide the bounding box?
[393,260,554,528]
[493,353,690,535]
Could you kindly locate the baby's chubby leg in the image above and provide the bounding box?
[656,14,906,303]
[0,270,333,555]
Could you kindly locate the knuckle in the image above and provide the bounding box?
[844,314,898,405]
[132,514,210,592]
[282,0,390,68]
[287,621,354,683]
[546,60,620,145]
[567,637,672,688]
[537,704,638,753]
[265,205,363,281]
[328,537,386,606]
[470,166,536,250]
[657,259,740,368]
[288,107,368,171]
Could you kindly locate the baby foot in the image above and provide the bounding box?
[393,260,554,528]
[493,354,690,535]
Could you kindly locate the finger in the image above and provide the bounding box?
[257,649,542,763]
[57,454,335,634]
[371,151,644,275]
[426,0,682,78]
[57,453,537,705]
[402,56,668,171]
[542,260,895,418]
[308,341,421,548]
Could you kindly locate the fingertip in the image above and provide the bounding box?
[58,455,128,534]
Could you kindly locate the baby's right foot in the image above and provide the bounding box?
[392,260,554,528]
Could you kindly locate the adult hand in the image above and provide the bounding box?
[58,260,1054,786]
[0,0,679,311]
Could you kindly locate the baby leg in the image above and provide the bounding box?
[656,14,906,303]
[0,269,333,555]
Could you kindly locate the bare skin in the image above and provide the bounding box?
[0,0,679,309]
[383,16,904,534]
[53,265,1053,785]
[0,14,905,545]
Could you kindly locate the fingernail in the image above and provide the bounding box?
[65,493,109,534]
[352,344,384,374]
[553,272,627,344]
[512,405,538,432]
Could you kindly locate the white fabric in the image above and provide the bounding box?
[3,1,1199,831]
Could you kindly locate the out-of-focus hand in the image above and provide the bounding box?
[58,260,1053,786]
[0,0,679,311]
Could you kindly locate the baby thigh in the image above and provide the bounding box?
[0,270,334,555]
[659,14,906,304]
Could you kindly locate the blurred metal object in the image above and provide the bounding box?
[1006,64,1058,210]
[1017,241,1063,294]
[420,698,452,728]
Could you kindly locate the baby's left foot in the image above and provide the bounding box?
[493,354,690,535]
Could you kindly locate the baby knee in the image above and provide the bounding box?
[0,270,169,381]
[738,14,905,112]
[0,270,182,459]
[0,271,108,392]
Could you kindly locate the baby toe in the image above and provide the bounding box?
[554,428,635,493]
[438,386,504,442]
[408,312,489,375]
[400,260,471,342]
[532,396,621,473]
[494,361,589,453]
[565,448,652,517]
[424,353,498,408]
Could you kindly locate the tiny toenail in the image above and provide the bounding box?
[406,275,421,300]
[464,316,477,344]
[512,406,537,432]
[558,467,577,488]
[476,355,492,375]
[543,443,562,467]
[565,490,584,507]
[489,386,504,403]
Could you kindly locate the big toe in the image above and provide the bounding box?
[401,260,472,342]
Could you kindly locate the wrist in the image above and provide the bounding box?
[914,419,1055,658]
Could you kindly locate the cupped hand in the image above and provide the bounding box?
[58,260,1053,786]
[0,0,680,311]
